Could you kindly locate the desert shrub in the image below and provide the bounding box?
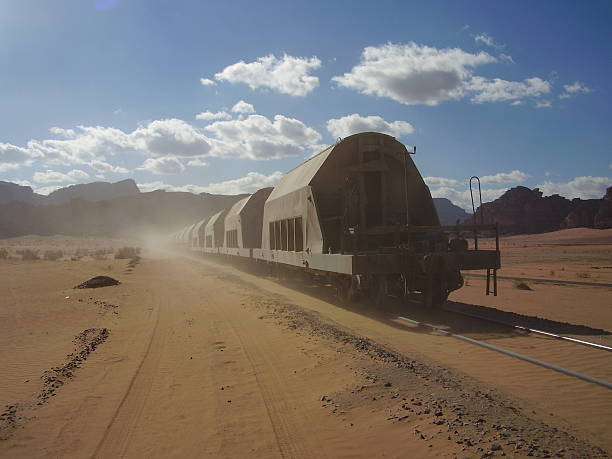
[0,248,8,259]
[514,280,532,291]
[74,248,90,258]
[550,270,555,277]
[43,249,64,261]
[92,249,108,260]
[576,272,590,279]
[17,249,40,260]
[114,246,141,259]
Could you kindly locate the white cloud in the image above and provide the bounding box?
[199,78,216,86]
[67,169,90,180]
[33,169,89,184]
[204,114,322,160]
[89,160,129,173]
[511,100,522,106]
[332,42,496,106]
[559,81,591,99]
[34,185,63,196]
[424,176,461,187]
[231,100,255,114]
[214,54,321,96]
[480,170,529,185]
[8,179,32,187]
[130,119,212,157]
[430,186,509,211]
[187,158,208,167]
[199,171,284,195]
[499,53,514,64]
[0,142,41,172]
[195,110,231,121]
[474,33,504,50]
[468,76,551,103]
[326,114,414,139]
[536,100,552,108]
[137,156,185,175]
[537,176,610,199]
[137,171,283,195]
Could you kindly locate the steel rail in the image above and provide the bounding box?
[443,307,612,352]
[396,316,612,390]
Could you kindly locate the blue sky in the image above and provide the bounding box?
[0,0,610,209]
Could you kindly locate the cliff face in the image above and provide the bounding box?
[594,187,612,229]
[475,187,572,234]
[473,186,612,234]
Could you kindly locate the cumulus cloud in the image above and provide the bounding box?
[195,110,231,121]
[333,42,552,106]
[326,114,414,139]
[559,81,591,99]
[0,142,42,172]
[199,78,216,86]
[214,54,321,96]
[137,171,284,195]
[332,42,496,106]
[474,33,505,50]
[186,158,208,167]
[33,169,90,184]
[480,170,529,185]
[137,157,185,175]
[34,185,64,196]
[424,176,461,187]
[89,160,129,174]
[204,114,322,160]
[536,100,552,108]
[537,176,610,199]
[430,186,509,211]
[198,171,284,195]
[7,105,321,166]
[468,77,551,103]
[231,100,255,114]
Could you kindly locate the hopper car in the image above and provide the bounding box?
[170,132,500,307]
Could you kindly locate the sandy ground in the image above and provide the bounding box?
[0,232,611,458]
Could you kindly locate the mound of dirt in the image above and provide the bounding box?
[74,276,120,289]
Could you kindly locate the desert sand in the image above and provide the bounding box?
[0,231,611,458]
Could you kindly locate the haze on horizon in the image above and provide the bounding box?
[0,0,610,211]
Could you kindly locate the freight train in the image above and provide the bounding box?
[170,132,501,307]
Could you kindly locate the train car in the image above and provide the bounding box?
[220,187,273,258]
[253,132,499,306]
[191,217,210,250]
[203,209,229,253]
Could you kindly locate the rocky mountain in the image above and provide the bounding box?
[0,190,244,238]
[0,181,46,205]
[433,198,470,226]
[472,186,612,234]
[0,179,140,206]
[46,179,140,204]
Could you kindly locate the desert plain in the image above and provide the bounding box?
[0,229,611,458]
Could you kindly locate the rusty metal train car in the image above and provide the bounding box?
[171,132,501,307]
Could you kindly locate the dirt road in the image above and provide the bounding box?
[1,253,610,458]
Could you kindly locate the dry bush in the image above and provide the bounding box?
[74,248,90,258]
[17,249,40,260]
[0,248,8,260]
[43,250,64,261]
[514,280,533,291]
[114,246,141,259]
[576,272,590,279]
[92,249,108,260]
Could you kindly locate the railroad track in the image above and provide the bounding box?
[392,306,612,391]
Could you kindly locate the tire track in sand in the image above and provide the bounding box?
[91,300,163,458]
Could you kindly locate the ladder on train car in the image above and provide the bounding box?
[470,176,497,296]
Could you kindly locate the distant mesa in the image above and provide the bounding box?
[433,198,470,226]
[469,185,612,233]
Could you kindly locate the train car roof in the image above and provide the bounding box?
[205,209,225,232]
[225,195,251,220]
